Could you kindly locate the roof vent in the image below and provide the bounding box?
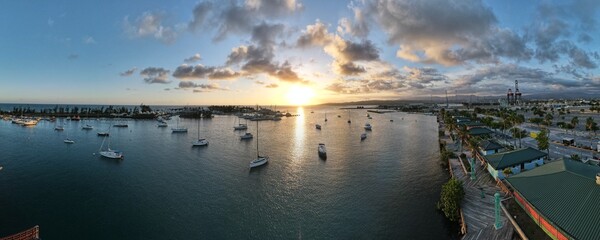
[597,173,600,185]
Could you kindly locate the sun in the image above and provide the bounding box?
[285,85,315,106]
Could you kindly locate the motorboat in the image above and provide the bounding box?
[316,124,321,130]
[21,119,39,126]
[97,132,109,136]
[55,126,65,131]
[64,138,75,144]
[318,143,327,159]
[234,124,248,130]
[361,133,367,140]
[157,121,168,127]
[240,132,253,139]
[82,124,93,130]
[364,123,372,130]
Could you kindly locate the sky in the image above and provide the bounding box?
[1,0,599,105]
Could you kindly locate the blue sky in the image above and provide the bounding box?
[1,0,599,105]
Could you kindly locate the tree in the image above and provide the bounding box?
[529,117,544,127]
[437,178,465,222]
[570,154,581,161]
[536,128,550,159]
[571,116,579,136]
[544,113,554,126]
[585,117,598,148]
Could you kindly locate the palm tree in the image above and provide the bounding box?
[458,125,469,153]
[586,117,598,148]
[571,116,579,136]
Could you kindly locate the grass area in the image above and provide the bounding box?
[504,198,552,240]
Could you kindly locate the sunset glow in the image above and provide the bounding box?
[285,86,315,106]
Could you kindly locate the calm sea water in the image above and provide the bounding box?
[0,107,454,239]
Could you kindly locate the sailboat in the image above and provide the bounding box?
[360,133,367,140]
[233,117,248,130]
[192,120,208,146]
[113,118,128,127]
[324,113,328,122]
[171,117,188,133]
[82,124,93,130]
[64,128,75,144]
[98,134,123,159]
[249,120,268,168]
[364,123,372,130]
[347,110,351,124]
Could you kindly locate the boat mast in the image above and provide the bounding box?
[197,119,200,139]
[256,119,259,158]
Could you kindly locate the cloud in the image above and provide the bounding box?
[178,81,228,92]
[212,0,302,41]
[403,67,448,84]
[140,67,171,84]
[365,0,534,65]
[184,53,202,63]
[324,35,380,75]
[172,64,241,80]
[251,22,285,46]
[124,12,178,44]
[255,80,265,85]
[120,67,137,77]
[67,54,79,60]
[265,83,279,88]
[296,20,333,47]
[337,5,369,38]
[188,2,213,32]
[83,36,96,44]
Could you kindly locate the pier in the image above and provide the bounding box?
[0,226,40,240]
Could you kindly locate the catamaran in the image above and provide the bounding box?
[249,120,268,168]
[171,117,188,133]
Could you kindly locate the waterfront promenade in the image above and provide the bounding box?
[443,133,515,240]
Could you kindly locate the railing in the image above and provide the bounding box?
[0,226,39,240]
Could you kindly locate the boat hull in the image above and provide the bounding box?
[249,156,269,168]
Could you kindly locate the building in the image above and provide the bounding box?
[478,139,505,156]
[506,160,600,240]
[483,147,547,180]
[468,127,493,138]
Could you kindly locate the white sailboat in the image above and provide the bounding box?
[98,135,123,159]
[64,128,75,144]
[192,120,208,146]
[249,120,268,168]
[233,117,248,130]
[171,117,188,133]
[82,124,93,130]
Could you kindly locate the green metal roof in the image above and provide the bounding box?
[478,140,504,151]
[484,147,547,169]
[507,160,600,240]
[468,127,493,136]
[458,121,484,127]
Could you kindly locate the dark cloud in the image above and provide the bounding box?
[172,64,240,80]
[184,54,202,63]
[251,22,285,47]
[189,2,213,32]
[140,67,171,84]
[123,12,177,44]
[265,83,279,88]
[120,67,137,77]
[246,0,303,17]
[337,62,366,75]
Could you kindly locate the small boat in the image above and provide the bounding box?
[55,126,64,131]
[272,116,281,121]
[0,166,3,171]
[82,124,93,130]
[367,116,372,119]
[157,121,168,127]
[98,136,123,159]
[390,119,394,122]
[311,111,314,113]
[249,120,268,168]
[337,115,341,118]
[316,124,321,130]
[64,139,75,144]
[192,120,208,146]
[364,123,372,130]
[71,116,81,121]
[97,132,109,136]
[113,123,128,127]
[324,113,328,122]
[347,110,351,123]
[20,119,39,126]
[361,133,367,140]
[318,143,327,159]
[192,138,209,146]
[366,113,370,117]
[234,123,248,130]
[171,118,188,133]
[240,132,253,139]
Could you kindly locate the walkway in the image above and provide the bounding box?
[449,156,515,240]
